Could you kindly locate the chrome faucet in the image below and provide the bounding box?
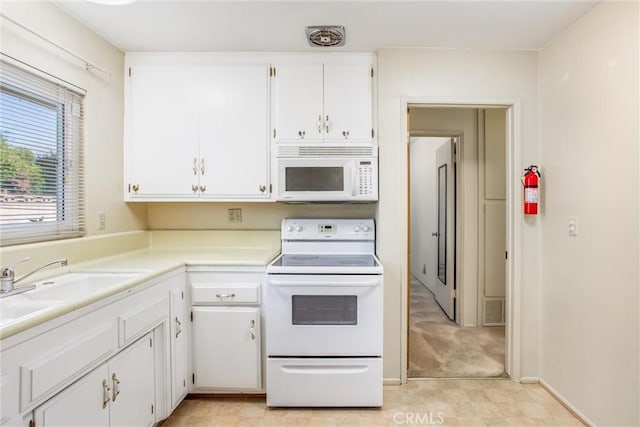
[0,257,69,295]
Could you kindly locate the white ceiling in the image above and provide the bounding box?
[54,0,601,52]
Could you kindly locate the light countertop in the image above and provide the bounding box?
[0,231,280,340]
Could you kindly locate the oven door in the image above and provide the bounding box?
[266,274,383,356]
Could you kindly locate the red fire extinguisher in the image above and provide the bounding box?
[522,165,541,215]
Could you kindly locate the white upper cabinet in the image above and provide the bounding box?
[199,66,270,198]
[124,56,271,201]
[126,65,200,198]
[323,64,373,142]
[272,64,324,142]
[272,57,375,144]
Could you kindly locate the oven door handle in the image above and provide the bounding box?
[269,280,380,287]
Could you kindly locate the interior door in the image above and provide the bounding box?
[434,138,456,320]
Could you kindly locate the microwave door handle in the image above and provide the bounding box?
[269,280,380,287]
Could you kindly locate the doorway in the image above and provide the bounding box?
[407,107,508,378]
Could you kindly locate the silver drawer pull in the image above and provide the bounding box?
[111,373,120,402]
[215,293,236,299]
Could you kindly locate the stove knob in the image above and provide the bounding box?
[362,226,370,232]
[354,226,361,232]
[296,226,303,232]
[287,226,294,232]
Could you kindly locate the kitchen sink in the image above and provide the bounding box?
[0,298,56,327]
[0,272,145,329]
[26,272,144,301]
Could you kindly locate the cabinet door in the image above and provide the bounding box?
[199,66,270,198]
[272,64,324,142]
[126,65,199,198]
[33,364,110,427]
[323,64,373,142]
[192,307,260,390]
[170,287,188,409]
[108,334,155,427]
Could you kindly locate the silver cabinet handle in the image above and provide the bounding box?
[298,130,306,139]
[193,157,198,175]
[432,232,438,237]
[250,319,256,340]
[342,130,350,139]
[215,293,235,299]
[111,373,120,402]
[102,379,111,409]
[175,316,182,338]
[199,185,206,193]
[192,184,199,193]
[131,184,140,193]
[325,115,330,133]
[201,158,205,175]
[259,185,266,193]
[317,115,323,133]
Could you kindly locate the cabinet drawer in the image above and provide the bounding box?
[118,297,167,347]
[192,283,260,305]
[20,323,116,409]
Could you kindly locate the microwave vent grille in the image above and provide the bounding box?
[278,146,376,158]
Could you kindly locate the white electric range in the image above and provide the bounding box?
[265,218,383,407]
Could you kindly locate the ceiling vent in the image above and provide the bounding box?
[305,26,345,47]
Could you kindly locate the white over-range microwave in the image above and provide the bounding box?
[274,145,378,202]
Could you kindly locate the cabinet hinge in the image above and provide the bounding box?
[183,379,186,387]
[371,67,374,78]
[128,184,131,193]
[270,67,276,77]
[181,291,184,299]
[151,404,154,414]
[269,183,272,194]
[149,337,153,347]
[29,419,35,427]
[371,129,375,138]
[192,373,195,384]
[190,311,193,322]
[273,128,276,139]
[128,67,132,77]
[506,251,508,260]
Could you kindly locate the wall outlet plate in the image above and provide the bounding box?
[227,208,242,223]
[97,211,106,230]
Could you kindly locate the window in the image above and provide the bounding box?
[0,59,85,246]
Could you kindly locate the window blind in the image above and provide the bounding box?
[0,60,85,246]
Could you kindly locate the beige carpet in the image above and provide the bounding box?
[409,275,506,378]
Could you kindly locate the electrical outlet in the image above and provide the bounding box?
[97,211,106,230]
[227,208,242,223]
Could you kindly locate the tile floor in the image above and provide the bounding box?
[160,379,583,426]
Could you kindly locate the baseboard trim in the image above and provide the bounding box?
[519,376,540,384]
[384,378,402,385]
[539,379,593,426]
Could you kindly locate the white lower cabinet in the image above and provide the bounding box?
[33,332,155,427]
[192,307,261,390]
[189,269,264,392]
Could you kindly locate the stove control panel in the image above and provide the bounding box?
[282,219,375,240]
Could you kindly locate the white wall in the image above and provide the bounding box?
[0,1,147,238]
[377,48,540,381]
[410,136,448,292]
[539,2,639,425]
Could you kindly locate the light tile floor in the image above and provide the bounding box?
[160,379,583,426]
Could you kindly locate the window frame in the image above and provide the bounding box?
[0,58,85,246]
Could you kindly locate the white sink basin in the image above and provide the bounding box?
[0,272,144,329]
[0,298,56,327]
[27,272,144,301]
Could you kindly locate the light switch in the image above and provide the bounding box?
[568,217,577,237]
[97,211,106,230]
